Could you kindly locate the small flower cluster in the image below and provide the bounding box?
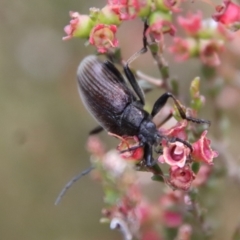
[63,0,240,58]
[63,0,180,53]
[168,11,233,67]
[168,0,240,67]
[61,0,237,239]
[86,136,206,240]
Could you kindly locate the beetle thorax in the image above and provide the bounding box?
[138,120,159,145]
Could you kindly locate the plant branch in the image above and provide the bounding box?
[148,34,171,92]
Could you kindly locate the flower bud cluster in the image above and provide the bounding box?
[169,11,234,67]
[63,0,182,53]
[87,136,199,239]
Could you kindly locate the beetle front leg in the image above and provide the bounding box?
[123,20,149,105]
[144,143,155,167]
[151,92,210,125]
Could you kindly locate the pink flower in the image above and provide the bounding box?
[162,0,182,12]
[199,39,224,67]
[63,12,94,40]
[148,19,176,42]
[108,0,143,20]
[142,230,163,240]
[158,141,190,168]
[117,136,144,162]
[169,165,195,191]
[159,190,183,208]
[178,12,202,35]
[213,0,240,26]
[176,224,192,240]
[86,136,105,156]
[89,24,118,53]
[159,120,188,140]
[135,201,152,225]
[102,150,128,177]
[192,130,218,164]
[163,211,182,227]
[169,37,196,62]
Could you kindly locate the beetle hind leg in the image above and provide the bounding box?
[89,126,104,135]
[151,92,211,125]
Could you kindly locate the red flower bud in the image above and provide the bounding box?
[89,24,118,53]
[169,165,195,191]
[117,136,144,162]
[63,12,94,40]
[159,120,188,140]
[142,230,163,240]
[163,211,182,227]
[213,0,240,26]
[98,5,122,25]
[108,0,142,20]
[159,190,183,208]
[192,130,218,164]
[169,37,197,62]
[148,11,176,42]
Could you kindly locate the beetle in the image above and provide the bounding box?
[77,54,208,166]
[55,23,209,205]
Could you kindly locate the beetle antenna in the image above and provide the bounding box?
[55,166,94,205]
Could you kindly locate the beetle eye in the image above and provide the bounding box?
[146,122,155,131]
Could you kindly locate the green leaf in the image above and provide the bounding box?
[170,79,179,96]
[151,174,164,182]
[192,162,200,174]
[104,189,120,205]
[190,77,200,99]
[149,44,158,55]
[201,65,216,79]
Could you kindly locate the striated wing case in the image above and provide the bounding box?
[77,55,136,135]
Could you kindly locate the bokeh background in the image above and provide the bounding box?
[1,0,240,239]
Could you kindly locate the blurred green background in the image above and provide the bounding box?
[1,0,240,239]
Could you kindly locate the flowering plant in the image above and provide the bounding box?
[60,0,240,239]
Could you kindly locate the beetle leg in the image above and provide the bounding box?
[119,142,144,154]
[123,20,149,105]
[144,143,156,166]
[151,92,211,125]
[89,126,104,135]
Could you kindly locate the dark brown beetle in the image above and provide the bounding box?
[55,23,209,205]
[76,54,208,166]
